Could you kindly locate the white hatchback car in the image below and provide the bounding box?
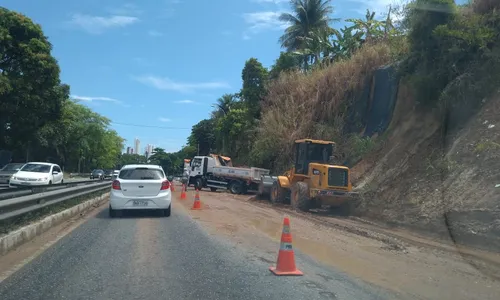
[109,164,171,217]
[9,162,64,187]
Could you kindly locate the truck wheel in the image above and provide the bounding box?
[229,181,242,194]
[336,201,351,216]
[270,181,286,204]
[291,181,311,211]
[195,178,203,190]
[257,182,266,198]
[210,187,217,192]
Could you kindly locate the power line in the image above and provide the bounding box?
[111,121,190,130]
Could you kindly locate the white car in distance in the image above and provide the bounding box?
[109,164,172,218]
[9,162,64,187]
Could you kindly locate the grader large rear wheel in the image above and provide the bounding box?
[291,181,311,211]
[270,181,286,204]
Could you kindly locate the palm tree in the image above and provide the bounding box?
[293,27,340,65]
[279,0,338,69]
[211,94,236,119]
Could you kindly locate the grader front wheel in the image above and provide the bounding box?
[270,181,286,204]
[291,181,311,211]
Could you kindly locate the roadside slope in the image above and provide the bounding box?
[352,89,500,252]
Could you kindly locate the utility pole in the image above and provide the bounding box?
[197,143,200,156]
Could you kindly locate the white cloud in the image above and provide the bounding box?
[158,117,172,122]
[134,76,230,93]
[71,95,120,103]
[108,3,143,16]
[148,30,163,37]
[242,11,288,39]
[173,100,196,104]
[70,14,139,34]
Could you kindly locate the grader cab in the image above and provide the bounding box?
[259,139,352,212]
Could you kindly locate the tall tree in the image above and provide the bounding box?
[0,7,68,156]
[269,52,302,80]
[241,58,268,120]
[211,93,237,119]
[188,119,216,155]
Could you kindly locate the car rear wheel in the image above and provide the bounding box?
[163,205,171,217]
[109,206,117,218]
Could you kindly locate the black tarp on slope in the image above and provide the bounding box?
[364,65,399,137]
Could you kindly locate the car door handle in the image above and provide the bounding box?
[138,186,144,188]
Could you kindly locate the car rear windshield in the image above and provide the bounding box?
[20,164,51,173]
[119,168,165,180]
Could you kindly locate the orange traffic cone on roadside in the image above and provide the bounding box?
[191,189,202,210]
[269,216,303,276]
[171,182,175,192]
[180,184,187,200]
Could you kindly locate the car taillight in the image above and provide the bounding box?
[161,180,170,190]
[112,180,121,190]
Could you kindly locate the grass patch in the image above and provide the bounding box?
[252,44,392,172]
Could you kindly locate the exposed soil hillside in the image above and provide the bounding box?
[351,86,500,253]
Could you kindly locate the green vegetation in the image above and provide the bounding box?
[0,7,124,172]
[173,0,500,174]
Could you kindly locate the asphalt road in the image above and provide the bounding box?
[0,207,392,300]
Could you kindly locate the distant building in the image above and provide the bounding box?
[145,144,156,159]
[134,138,140,155]
[126,146,131,154]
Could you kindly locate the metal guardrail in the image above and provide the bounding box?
[69,173,92,178]
[0,180,112,222]
[0,179,110,201]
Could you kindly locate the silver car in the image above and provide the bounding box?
[0,163,25,184]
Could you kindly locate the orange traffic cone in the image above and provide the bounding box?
[269,216,303,276]
[180,184,187,200]
[171,182,175,192]
[191,189,202,210]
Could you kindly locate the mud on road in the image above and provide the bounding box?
[174,184,500,300]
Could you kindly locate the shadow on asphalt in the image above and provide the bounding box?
[95,207,168,219]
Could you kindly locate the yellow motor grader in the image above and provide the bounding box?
[258,139,353,212]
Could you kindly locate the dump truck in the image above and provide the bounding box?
[187,154,270,194]
[258,139,353,212]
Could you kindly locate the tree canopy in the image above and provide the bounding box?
[0,7,124,171]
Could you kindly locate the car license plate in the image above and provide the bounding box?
[20,182,31,185]
[132,200,148,207]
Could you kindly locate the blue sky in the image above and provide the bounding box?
[3,0,402,153]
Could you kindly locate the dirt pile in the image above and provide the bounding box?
[352,86,500,252]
